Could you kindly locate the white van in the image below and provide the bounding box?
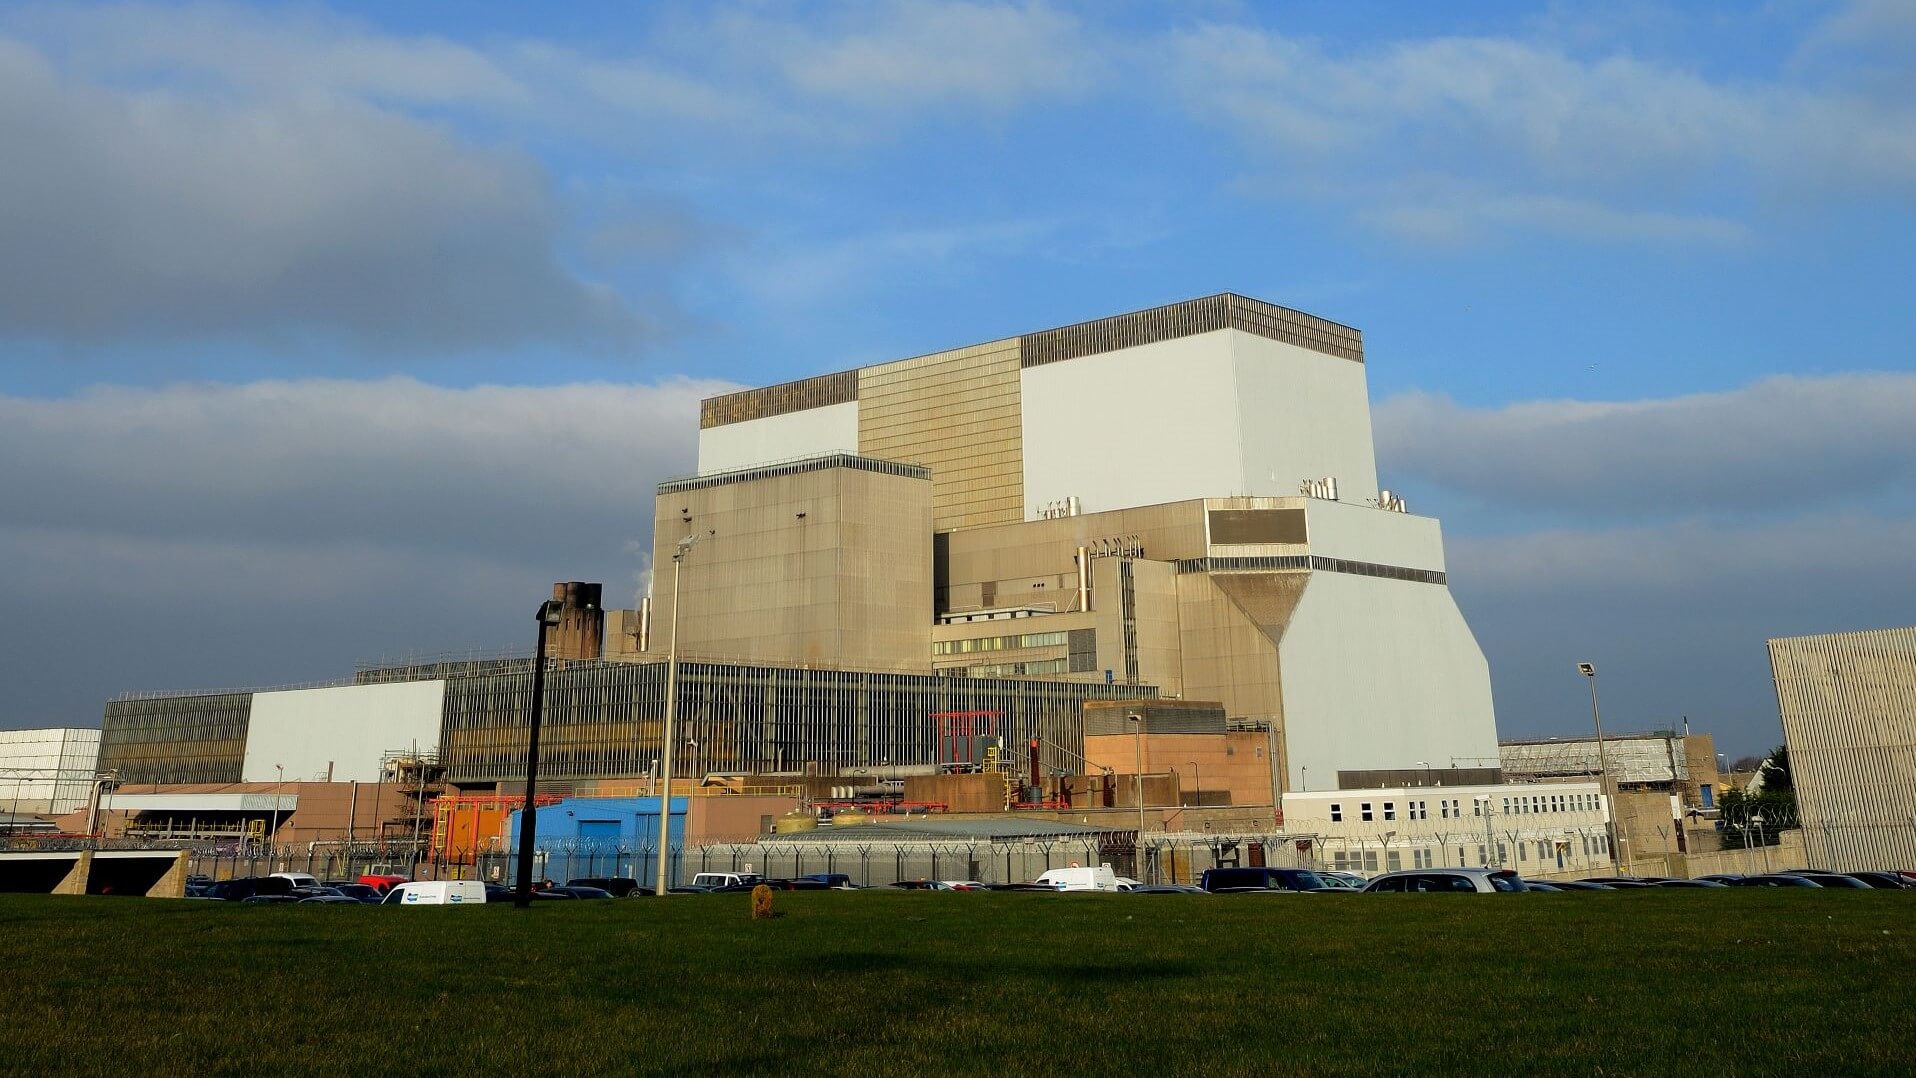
[1035,865,1118,892]
[382,880,488,906]
[691,872,764,889]
[270,872,321,890]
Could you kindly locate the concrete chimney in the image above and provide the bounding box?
[545,581,605,661]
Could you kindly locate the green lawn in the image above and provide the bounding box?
[3,891,1912,1075]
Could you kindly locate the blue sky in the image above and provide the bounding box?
[3,1,1914,756]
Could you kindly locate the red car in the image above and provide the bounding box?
[358,874,410,895]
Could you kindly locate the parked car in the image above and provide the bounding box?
[1362,868,1527,893]
[1730,874,1822,888]
[1651,879,1730,888]
[798,873,857,889]
[692,872,764,889]
[358,874,410,895]
[1791,872,1872,889]
[327,883,383,903]
[1842,871,1914,890]
[381,880,488,905]
[206,875,298,901]
[984,883,1063,892]
[297,895,362,904]
[1199,867,1340,893]
[1319,872,1366,890]
[1579,877,1663,889]
[1548,881,1617,891]
[1036,866,1119,892]
[240,894,301,904]
[1524,881,1568,892]
[567,877,651,897]
[269,872,321,890]
[1695,874,1746,885]
[1126,884,1209,895]
[546,885,615,900]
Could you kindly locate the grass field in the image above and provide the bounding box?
[3,891,1912,1075]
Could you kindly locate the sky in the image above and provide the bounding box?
[3,0,1913,757]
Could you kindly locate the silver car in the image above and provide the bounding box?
[1361,867,1527,893]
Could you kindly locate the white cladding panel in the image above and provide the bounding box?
[1277,573,1498,788]
[243,681,445,783]
[1232,335,1379,503]
[1020,330,1245,518]
[697,401,859,475]
[0,728,100,812]
[1302,500,1447,572]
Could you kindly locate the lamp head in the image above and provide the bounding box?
[536,599,563,626]
[1576,662,1596,677]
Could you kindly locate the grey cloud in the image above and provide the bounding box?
[1445,514,1916,752]
[0,34,640,352]
[0,377,732,561]
[0,376,734,722]
[1374,373,1916,517]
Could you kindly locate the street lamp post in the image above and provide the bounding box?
[270,763,284,858]
[1476,794,1495,866]
[513,598,565,908]
[687,738,701,787]
[1752,812,1769,874]
[1128,713,1146,879]
[1576,663,1624,875]
[655,536,698,899]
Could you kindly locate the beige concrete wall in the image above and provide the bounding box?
[688,795,802,844]
[650,462,933,672]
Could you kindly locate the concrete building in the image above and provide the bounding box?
[1769,626,1916,871]
[0,728,100,815]
[1500,730,1723,860]
[1282,782,1610,877]
[94,294,1504,837]
[623,292,1498,792]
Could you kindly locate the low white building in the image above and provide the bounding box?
[1283,782,1612,878]
[1,728,102,814]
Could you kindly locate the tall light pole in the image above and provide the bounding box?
[686,738,701,786]
[1128,712,1146,878]
[1577,663,1623,875]
[271,763,284,855]
[1476,794,1495,866]
[514,598,564,908]
[655,535,697,898]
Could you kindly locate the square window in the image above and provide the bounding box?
[1361,802,1373,822]
[1384,803,1396,821]
[1330,804,1342,823]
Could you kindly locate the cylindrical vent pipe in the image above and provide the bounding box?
[638,597,652,652]
[1076,546,1090,611]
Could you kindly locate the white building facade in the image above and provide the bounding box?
[1,727,102,814]
[1284,783,1611,877]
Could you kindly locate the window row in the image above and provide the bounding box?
[933,631,1070,656]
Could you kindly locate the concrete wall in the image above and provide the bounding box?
[243,681,445,784]
[1298,499,1446,572]
[649,460,934,671]
[1277,573,1499,790]
[1232,333,1379,504]
[698,400,858,475]
[1021,330,1244,518]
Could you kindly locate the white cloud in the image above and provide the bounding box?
[1167,19,1916,243]
[1375,373,1916,517]
[751,0,1099,110]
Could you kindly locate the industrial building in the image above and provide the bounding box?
[620,292,1499,790]
[1500,730,1722,861]
[1,728,101,817]
[84,293,1532,871]
[1769,625,1916,872]
[1282,782,1610,876]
